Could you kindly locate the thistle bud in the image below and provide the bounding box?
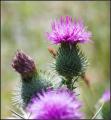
[12,50,36,80]
[11,50,51,108]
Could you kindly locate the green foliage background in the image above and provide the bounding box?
[1,1,110,119]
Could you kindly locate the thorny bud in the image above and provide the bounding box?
[12,50,36,79]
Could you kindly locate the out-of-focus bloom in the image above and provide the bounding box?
[100,89,110,103]
[27,88,83,119]
[47,16,92,44]
[12,50,36,76]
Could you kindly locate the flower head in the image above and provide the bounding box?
[27,88,83,119]
[100,89,110,103]
[47,16,92,44]
[12,50,36,76]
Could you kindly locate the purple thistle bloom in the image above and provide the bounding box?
[26,88,83,119]
[100,89,110,103]
[47,16,92,44]
[12,50,36,76]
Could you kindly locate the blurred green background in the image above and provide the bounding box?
[1,1,110,119]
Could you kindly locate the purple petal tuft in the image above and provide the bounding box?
[47,16,92,44]
[27,88,83,119]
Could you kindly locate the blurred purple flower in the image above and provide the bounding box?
[27,88,83,119]
[101,89,110,103]
[47,16,92,44]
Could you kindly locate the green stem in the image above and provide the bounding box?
[64,76,79,90]
[91,102,104,119]
[66,77,73,90]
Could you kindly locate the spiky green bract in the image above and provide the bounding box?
[21,71,51,109]
[55,43,87,89]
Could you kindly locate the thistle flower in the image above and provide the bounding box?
[47,16,92,44]
[27,88,83,119]
[12,50,36,79]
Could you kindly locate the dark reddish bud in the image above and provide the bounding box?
[12,50,36,78]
